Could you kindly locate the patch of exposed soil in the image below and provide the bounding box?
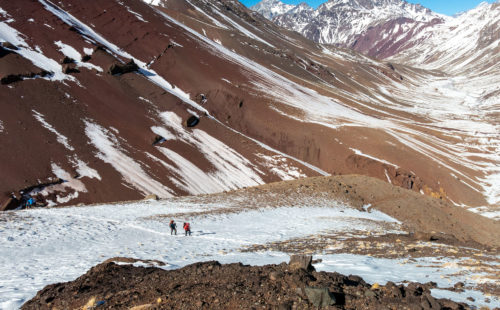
[23,257,471,310]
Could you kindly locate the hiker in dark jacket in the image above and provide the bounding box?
[183,222,191,236]
[169,220,177,235]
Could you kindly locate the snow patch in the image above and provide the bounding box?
[116,0,148,22]
[142,0,162,6]
[69,157,102,181]
[84,120,174,198]
[38,163,88,204]
[0,20,75,82]
[151,111,265,194]
[150,126,176,141]
[479,171,500,206]
[32,110,74,151]
[350,148,399,168]
[83,47,93,55]
[257,153,307,180]
[54,40,103,72]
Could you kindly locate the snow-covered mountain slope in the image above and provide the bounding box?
[249,0,295,19]
[0,0,498,217]
[389,1,500,73]
[252,0,444,54]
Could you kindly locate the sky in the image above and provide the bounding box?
[241,0,497,16]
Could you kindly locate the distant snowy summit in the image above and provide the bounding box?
[250,0,499,62]
[250,0,444,57]
[249,0,296,19]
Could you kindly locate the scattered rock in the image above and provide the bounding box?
[454,281,465,292]
[1,41,19,50]
[1,74,22,85]
[81,54,91,62]
[304,287,336,307]
[186,115,200,128]
[289,255,315,272]
[62,64,80,74]
[108,59,139,75]
[364,289,376,298]
[414,231,440,242]
[144,194,159,201]
[1,70,51,85]
[269,271,283,281]
[60,56,75,64]
[152,135,166,146]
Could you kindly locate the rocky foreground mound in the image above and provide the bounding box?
[23,256,470,310]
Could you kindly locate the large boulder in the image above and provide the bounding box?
[289,255,315,272]
[185,115,200,127]
[304,287,336,307]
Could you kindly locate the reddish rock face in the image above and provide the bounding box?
[0,0,497,213]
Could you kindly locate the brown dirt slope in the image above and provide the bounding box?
[245,175,500,249]
[23,258,469,310]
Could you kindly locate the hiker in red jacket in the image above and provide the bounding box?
[183,222,191,236]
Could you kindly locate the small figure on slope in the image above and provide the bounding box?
[183,222,191,236]
[25,197,35,209]
[169,220,177,235]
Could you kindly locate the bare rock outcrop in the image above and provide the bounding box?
[23,257,470,309]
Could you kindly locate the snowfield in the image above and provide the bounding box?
[0,198,498,309]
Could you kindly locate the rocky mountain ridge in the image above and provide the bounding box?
[0,0,498,217]
[251,0,444,56]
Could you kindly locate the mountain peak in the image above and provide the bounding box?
[250,0,296,19]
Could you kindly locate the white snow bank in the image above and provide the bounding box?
[150,111,265,194]
[142,0,162,6]
[84,120,174,198]
[0,19,74,82]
